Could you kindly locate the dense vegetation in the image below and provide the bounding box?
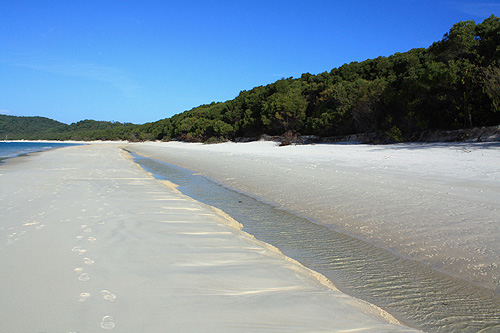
[0,115,135,141]
[2,15,500,143]
[0,115,67,139]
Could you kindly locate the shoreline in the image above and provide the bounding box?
[0,141,87,164]
[128,151,404,327]
[0,143,415,331]
[126,140,500,294]
[129,147,500,330]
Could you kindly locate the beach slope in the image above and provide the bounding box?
[126,141,500,293]
[0,144,415,332]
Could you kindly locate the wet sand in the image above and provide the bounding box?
[126,141,500,294]
[0,144,415,332]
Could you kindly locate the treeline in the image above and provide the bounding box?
[2,15,500,143]
[150,15,500,143]
[0,115,66,139]
[0,115,136,141]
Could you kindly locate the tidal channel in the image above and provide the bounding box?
[131,152,500,332]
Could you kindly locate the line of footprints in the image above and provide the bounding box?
[72,222,116,330]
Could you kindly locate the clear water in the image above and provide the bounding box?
[0,142,82,162]
[131,152,500,332]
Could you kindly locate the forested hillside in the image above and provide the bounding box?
[0,115,67,139]
[2,15,500,143]
[0,115,135,140]
[150,15,500,143]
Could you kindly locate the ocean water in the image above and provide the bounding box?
[131,152,500,332]
[0,142,81,162]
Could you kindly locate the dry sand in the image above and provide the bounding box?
[126,141,500,293]
[0,144,416,332]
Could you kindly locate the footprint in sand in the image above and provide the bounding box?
[71,246,87,254]
[100,315,115,330]
[101,290,117,301]
[78,273,90,281]
[78,292,91,302]
[88,237,96,243]
[83,257,95,265]
[23,221,38,226]
[80,224,92,233]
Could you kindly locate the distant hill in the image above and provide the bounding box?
[0,115,135,141]
[0,114,68,140]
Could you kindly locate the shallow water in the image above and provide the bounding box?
[0,142,81,162]
[132,153,500,332]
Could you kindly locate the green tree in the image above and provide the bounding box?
[431,20,479,62]
[480,64,500,112]
[476,15,500,65]
[261,84,307,133]
[213,120,234,138]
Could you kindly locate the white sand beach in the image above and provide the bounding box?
[0,144,416,332]
[126,141,500,293]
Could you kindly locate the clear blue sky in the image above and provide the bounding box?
[1,1,499,125]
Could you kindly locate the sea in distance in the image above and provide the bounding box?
[0,141,82,163]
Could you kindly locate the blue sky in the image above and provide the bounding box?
[1,1,499,125]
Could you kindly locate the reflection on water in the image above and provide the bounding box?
[132,153,500,332]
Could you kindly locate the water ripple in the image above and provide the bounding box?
[132,154,500,332]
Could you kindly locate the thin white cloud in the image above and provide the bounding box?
[455,2,500,18]
[8,54,141,98]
